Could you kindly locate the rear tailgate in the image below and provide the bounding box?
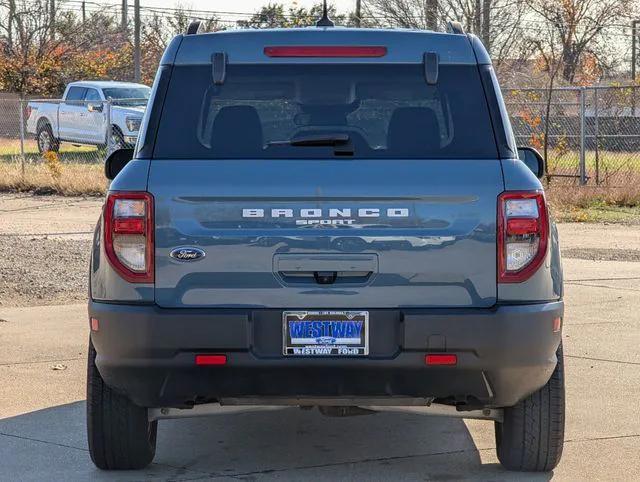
[151,159,502,308]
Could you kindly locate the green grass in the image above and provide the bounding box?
[0,137,103,163]
[545,150,640,179]
[552,204,640,224]
[551,151,640,168]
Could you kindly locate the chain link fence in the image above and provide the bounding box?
[505,85,640,186]
[0,97,145,170]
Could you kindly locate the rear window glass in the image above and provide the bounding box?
[65,87,86,101]
[154,64,497,159]
[103,87,151,99]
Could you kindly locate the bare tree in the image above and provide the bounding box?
[441,0,481,32]
[440,0,527,60]
[363,0,441,29]
[527,20,564,174]
[0,0,58,92]
[481,0,490,46]
[364,0,526,63]
[0,0,130,94]
[530,0,633,83]
[237,3,348,29]
[427,0,438,29]
[4,0,16,48]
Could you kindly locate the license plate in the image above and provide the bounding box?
[283,311,369,356]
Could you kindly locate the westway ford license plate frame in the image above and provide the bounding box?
[282,311,369,356]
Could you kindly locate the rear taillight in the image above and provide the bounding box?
[497,191,548,283]
[104,192,154,283]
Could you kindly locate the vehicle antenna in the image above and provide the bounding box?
[316,0,334,27]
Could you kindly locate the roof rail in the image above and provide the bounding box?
[446,21,464,35]
[186,20,202,35]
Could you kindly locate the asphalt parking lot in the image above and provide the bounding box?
[0,194,639,481]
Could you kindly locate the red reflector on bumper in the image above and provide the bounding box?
[90,317,99,332]
[425,354,457,366]
[264,46,387,58]
[195,354,227,366]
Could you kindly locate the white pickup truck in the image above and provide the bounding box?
[26,81,150,153]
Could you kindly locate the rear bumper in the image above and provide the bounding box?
[89,301,563,409]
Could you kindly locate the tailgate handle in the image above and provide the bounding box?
[275,254,378,272]
[274,254,378,286]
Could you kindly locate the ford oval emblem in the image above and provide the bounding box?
[170,247,206,261]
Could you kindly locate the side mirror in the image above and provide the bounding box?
[87,103,103,113]
[517,147,545,180]
[105,148,134,180]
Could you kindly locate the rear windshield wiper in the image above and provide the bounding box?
[269,133,350,147]
[268,134,353,156]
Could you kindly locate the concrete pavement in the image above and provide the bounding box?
[1,256,639,480]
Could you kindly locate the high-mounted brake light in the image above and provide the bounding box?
[497,191,548,283]
[264,46,387,58]
[104,192,154,283]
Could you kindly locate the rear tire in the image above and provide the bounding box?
[36,123,60,153]
[495,342,565,472]
[86,339,157,470]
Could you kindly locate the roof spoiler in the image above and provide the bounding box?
[186,20,202,35]
[446,21,464,35]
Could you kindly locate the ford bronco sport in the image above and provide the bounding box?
[87,19,564,472]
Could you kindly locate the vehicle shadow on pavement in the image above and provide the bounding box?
[0,402,553,481]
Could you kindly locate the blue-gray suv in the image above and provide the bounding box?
[87,20,565,472]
